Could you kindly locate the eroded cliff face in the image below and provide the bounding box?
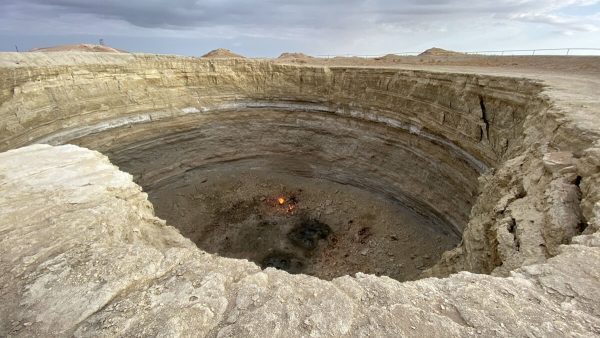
[0,53,599,336]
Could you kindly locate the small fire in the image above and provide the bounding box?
[267,193,298,215]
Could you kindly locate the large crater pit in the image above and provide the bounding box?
[0,56,557,281]
[76,108,471,281]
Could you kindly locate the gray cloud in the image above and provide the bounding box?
[511,12,600,32]
[0,0,599,55]
[1,0,597,31]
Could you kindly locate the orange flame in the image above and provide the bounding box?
[277,197,285,205]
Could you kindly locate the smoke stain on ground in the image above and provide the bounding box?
[259,218,332,274]
[288,219,331,250]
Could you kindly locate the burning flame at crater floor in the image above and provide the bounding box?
[274,195,297,214]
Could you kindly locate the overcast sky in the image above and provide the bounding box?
[1,0,599,56]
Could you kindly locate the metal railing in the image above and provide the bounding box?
[314,48,600,58]
[315,52,420,58]
[464,48,600,56]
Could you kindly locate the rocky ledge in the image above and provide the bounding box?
[0,144,598,336]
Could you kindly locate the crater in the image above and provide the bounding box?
[70,108,474,281]
[0,57,554,282]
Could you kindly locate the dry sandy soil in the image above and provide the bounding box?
[274,53,600,75]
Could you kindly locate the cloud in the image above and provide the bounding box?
[0,0,599,55]
[1,0,597,32]
[510,12,600,33]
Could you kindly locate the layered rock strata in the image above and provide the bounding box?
[0,53,547,237]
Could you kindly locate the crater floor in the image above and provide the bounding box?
[149,166,459,281]
[85,107,467,282]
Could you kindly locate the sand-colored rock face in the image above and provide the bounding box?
[0,52,599,336]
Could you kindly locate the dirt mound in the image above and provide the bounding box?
[29,44,125,53]
[201,48,245,58]
[374,54,403,61]
[278,52,313,60]
[419,47,463,57]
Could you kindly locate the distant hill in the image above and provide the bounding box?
[29,44,126,53]
[374,54,403,61]
[277,52,313,60]
[201,48,245,58]
[418,47,463,56]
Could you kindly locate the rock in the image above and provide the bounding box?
[543,178,584,255]
[543,151,575,174]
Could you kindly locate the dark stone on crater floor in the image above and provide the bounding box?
[261,251,304,274]
[288,219,332,250]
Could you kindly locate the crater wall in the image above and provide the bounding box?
[0,54,546,237]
